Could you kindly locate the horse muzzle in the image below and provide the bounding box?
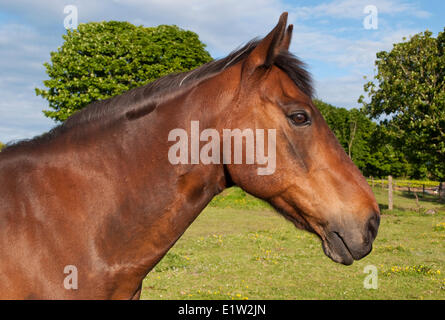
[321,211,380,265]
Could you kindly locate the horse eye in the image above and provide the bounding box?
[289,112,310,126]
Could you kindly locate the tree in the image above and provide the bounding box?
[315,100,373,173]
[315,99,414,178]
[36,21,213,122]
[360,29,445,181]
[0,142,4,151]
[364,124,415,178]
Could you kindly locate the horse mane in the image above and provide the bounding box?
[2,39,312,153]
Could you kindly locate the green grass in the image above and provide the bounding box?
[141,187,445,300]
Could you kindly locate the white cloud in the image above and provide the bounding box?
[298,28,423,108]
[287,8,423,109]
[314,74,367,108]
[0,22,57,143]
[0,92,55,143]
[291,25,421,67]
[0,0,285,55]
[293,0,431,20]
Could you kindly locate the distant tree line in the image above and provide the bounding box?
[315,100,426,179]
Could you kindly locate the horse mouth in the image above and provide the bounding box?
[322,231,354,265]
[273,202,370,266]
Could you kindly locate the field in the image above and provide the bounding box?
[141,187,445,300]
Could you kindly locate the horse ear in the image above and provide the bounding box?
[244,12,288,72]
[280,24,293,51]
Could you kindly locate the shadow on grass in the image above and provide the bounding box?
[378,204,418,216]
[397,190,444,205]
[379,203,445,217]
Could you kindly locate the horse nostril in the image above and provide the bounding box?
[367,213,380,241]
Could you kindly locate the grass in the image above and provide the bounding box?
[141,187,445,300]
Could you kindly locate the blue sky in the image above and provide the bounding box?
[0,0,444,143]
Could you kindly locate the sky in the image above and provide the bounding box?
[0,0,444,143]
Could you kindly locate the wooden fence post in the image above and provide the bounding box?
[422,184,425,197]
[388,175,393,211]
[440,182,444,200]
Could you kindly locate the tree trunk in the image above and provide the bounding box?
[348,119,357,159]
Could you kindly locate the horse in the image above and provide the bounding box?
[0,12,380,299]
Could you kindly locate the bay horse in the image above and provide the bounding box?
[0,13,379,299]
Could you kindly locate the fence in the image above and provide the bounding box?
[367,176,444,210]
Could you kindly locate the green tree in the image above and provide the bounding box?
[315,100,373,172]
[315,99,414,178]
[0,142,4,151]
[364,124,415,178]
[360,29,445,181]
[36,21,213,122]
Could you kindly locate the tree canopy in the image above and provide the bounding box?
[36,21,212,122]
[314,100,414,178]
[360,28,445,180]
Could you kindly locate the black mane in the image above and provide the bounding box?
[3,39,312,153]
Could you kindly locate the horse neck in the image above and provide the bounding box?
[93,70,236,287]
